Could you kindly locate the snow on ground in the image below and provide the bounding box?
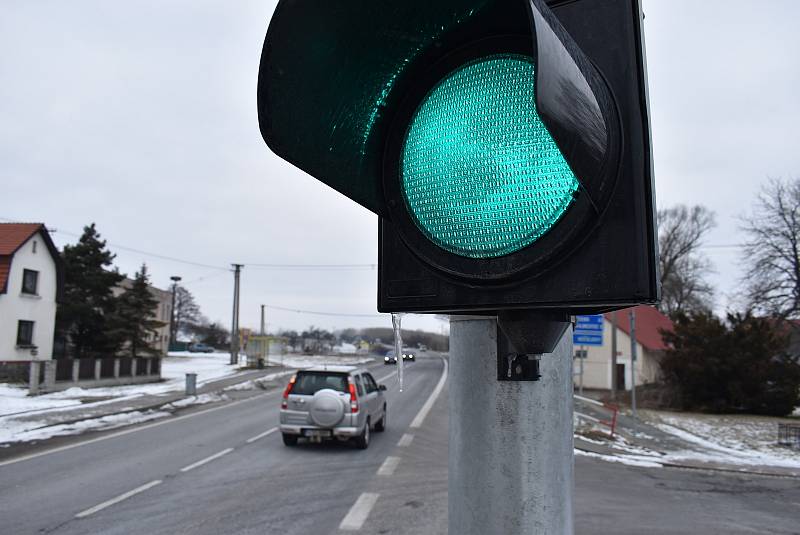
[0,352,243,418]
[223,370,296,391]
[0,384,84,417]
[0,409,172,445]
[160,392,229,409]
[642,410,800,469]
[575,448,663,468]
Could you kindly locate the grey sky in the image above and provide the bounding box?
[1,1,798,333]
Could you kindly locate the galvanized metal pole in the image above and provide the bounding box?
[450,316,574,535]
[260,304,266,336]
[629,309,637,423]
[610,311,618,398]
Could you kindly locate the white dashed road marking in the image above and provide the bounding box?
[75,480,162,518]
[180,448,234,473]
[397,434,414,447]
[246,427,277,443]
[377,456,401,476]
[339,492,380,531]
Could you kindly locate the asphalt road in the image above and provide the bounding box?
[0,355,448,535]
[1,353,798,535]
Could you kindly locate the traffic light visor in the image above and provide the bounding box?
[400,55,579,259]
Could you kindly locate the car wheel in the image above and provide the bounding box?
[375,406,386,432]
[355,419,370,449]
[282,433,298,447]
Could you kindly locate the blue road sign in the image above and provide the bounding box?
[573,314,604,346]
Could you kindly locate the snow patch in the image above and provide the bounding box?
[0,410,171,444]
[575,448,663,468]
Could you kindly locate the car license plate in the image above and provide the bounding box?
[304,429,331,438]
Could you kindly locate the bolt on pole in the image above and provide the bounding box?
[449,316,574,535]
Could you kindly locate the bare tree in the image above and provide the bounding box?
[658,205,716,315]
[174,285,201,338]
[741,178,800,319]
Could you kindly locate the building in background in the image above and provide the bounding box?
[575,305,673,390]
[0,223,62,363]
[112,279,172,355]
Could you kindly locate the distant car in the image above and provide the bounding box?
[401,348,415,362]
[188,343,214,353]
[279,365,387,449]
[384,350,397,365]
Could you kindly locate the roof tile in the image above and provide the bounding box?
[604,305,673,351]
[0,223,45,294]
[0,223,43,255]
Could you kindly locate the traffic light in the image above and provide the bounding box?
[258,0,658,322]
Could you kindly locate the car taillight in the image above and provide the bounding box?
[348,380,358,413]
[281,375,296,409]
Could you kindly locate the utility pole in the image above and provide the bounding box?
[169,275,182,350]
[610,311,618,399]
[629,309,637,424]
[230,264,243,365]
[450,316,573,534]
[260,304,266,336]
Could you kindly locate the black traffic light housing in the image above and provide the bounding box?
[258,0,659,323]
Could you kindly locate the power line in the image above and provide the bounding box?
[248,263,376,270]
[1,216,376,271]
[265,304,387,318]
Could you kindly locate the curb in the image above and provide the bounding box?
[573,443,800,479]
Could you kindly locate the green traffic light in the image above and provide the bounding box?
[401,54,579,259]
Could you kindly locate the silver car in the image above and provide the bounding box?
[279,365,387,449]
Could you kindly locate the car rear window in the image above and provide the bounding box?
[292,372,348,395]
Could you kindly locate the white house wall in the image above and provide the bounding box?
[0,233,57,361]
[573,317,659,391]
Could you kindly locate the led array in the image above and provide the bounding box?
[401,55,579,258]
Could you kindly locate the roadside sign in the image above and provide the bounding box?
[573,315,604,346]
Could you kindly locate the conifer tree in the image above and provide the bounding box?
[117,264,164,357]
[56,223,124,358]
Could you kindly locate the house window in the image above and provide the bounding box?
[32,240,37,254]
[21,269,39,295]
[17,320,34,347]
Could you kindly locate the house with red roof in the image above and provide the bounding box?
[0,223,62,363]
[575,305,673,390]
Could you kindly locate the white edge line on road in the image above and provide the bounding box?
[0,360,391,468]
[246,427,278,443]
[339,492,380,531]
[180,447,234,473]
[397,433,414,447]
[0,393,271,468]
[75,479,162,518]
[409,357,448,429]
[377,456,401,476]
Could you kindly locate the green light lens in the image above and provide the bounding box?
[401,55,579,259]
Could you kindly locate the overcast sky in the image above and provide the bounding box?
[2,1,799,334]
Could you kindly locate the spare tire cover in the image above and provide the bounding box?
[309,388,346,427]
